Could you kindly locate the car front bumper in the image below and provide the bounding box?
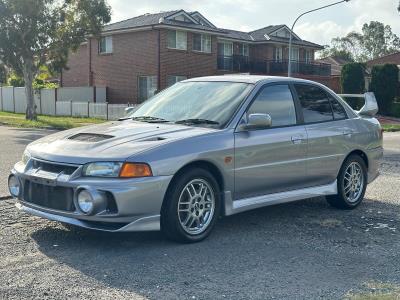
[10,160,173,232]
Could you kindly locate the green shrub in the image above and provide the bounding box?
[7,73,24,87]
[341,63,365,94]
[391,102,400,118]
[369,64,399,115]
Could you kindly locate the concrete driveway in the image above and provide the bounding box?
[0,126,399,299]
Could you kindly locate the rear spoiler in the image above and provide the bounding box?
[338,92,378,117]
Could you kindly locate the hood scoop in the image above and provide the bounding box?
[68,133,114,142]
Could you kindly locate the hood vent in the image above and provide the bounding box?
[68,133,114,142]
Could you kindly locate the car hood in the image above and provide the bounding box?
[27,120,217,165]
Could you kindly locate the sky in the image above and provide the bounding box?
[107,0,400,47]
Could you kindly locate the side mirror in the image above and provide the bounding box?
[125,107,135,116]
[239,113,272,131]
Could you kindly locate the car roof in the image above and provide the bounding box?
[185,75,321,85]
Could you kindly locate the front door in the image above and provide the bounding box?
[234,84,308,200]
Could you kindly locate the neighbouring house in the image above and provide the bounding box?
[61,10,332,104]
[315,56,352,93]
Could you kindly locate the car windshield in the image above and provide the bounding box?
[129,81,253,128]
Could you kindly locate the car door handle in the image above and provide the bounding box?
[343,129,354,136]
[291,135,305,144]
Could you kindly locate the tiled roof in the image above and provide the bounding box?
[103,10,323,49]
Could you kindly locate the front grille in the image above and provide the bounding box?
[32,160,78,175]
[23,180,75,212]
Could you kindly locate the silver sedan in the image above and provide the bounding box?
[8,76,383,242]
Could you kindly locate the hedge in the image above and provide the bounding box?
[341,63,365,94]
[369,64,399,115]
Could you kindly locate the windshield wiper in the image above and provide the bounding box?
[175,118,220,125]
[131,116,170,123]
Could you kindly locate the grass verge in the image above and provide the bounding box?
[382,124,400,132]
[0,111,106,130]
[346,282,400,300]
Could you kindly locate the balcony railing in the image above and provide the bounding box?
[217,56,331,77]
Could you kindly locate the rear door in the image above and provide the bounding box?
[234,84,308,200]
[293,84,350,187]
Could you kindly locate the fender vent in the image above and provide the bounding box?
[68,133,114,142]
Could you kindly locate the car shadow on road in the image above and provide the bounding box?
[10,128,55,146]
[30,196,400,299]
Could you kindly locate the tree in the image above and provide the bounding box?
[0,63,6,84]
[319,21,400,62]
[0,0,111,120]
[369,64,399,115]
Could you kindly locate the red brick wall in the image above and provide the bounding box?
[62,44,89,87]
[91,30,159,104]
[159,29,218,89]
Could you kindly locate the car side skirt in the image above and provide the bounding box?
[224,180,338,216]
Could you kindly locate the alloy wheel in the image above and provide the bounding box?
[343,161,364,203]
[177,179,216,235]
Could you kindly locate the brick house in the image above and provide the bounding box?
[62,10,331,104]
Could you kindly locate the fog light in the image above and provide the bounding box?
[77,189,94,214]
[8,175,21,198]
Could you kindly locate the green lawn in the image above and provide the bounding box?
[0,111,106,130]
[382,124,400,132]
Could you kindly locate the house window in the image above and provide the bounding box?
[167,75,187,87]
[305,50,313,63]
[274,47,283,62]
[99,36,113,54]
[290,47,299,61]
[238,44,249,56]
[167,30,187,50]
[193,34,211,53]
[217,42,233,70]
[138,76,158,102]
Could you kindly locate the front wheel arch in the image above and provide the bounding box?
[161,160,225,214]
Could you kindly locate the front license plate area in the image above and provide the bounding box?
[24,180,75,212]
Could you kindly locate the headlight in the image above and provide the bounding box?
[21,150,31,165]
[82,162,152,178]
[82,162,122,177]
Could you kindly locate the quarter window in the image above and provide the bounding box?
[167,75,187,87]
[329,96,347,120]
[248,85,297,127]
[294,84,334,123]
[167,30,187,50]
[138,76,158,102]
[193,34,211,53]
[99,36,113,54]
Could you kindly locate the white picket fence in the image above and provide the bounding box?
[0,86,134,120]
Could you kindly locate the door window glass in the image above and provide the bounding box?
[294,84,334,123]
[329,96,347,120]
[248,85,297,127]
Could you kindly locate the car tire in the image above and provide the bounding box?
[327,154,368,209]
[161,168,221,243]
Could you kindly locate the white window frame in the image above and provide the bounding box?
[99,36,113,54]
[290,47,299,62]
[239,44,249,57]
[167,30,187,50]
[138,76,158,102]
[193,34,211,53]
[305,50,313,63]
[274,47,283,62]
[167,75,187,87]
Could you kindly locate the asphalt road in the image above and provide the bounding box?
[0,126,399,299]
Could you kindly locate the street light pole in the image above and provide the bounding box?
[288,0,350,77]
